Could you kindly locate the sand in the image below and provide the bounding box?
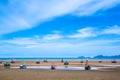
[0,60,120,80]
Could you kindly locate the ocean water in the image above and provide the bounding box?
[0,57,79,60]
[0,57,120,61]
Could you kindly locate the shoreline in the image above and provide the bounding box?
[0,57,120,61]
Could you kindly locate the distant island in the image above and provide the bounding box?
[78,55,120,59]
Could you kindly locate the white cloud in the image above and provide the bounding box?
[1,25,119,45]
[0,37,120,57]
[102,25,120,35]
[43,34,63,40]
[2,33,63,46]
[3,38,39,45]
[0,0,91,35]
[68,27,96,38]
[0,0,120,35]
[67,25,120,39]
[75,0,120,16]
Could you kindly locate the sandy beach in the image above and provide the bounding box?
[0,60,120,80]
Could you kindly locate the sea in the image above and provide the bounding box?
[0,57,120,61]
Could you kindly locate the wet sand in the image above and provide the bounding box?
[0,60,120,80]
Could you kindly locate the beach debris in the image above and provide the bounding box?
[43,59,48,62]
[61,59,64,63]
[20,65,27,69]
[80,61,84,63]
[85,65,91,70]
[4,62,11,69]
[85,58,89,63]
[99,61,102,63]
[84,58,91,70]
[64,61,69,65]
[20,61,27,69]
[11,59,15,63]
[0,61,2,64]
[51,63,56,70]
[4,62,10,66]
[36,61,40,64]
[111,60,117,63]
[44,60,48,62]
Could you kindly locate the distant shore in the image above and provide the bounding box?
[0,57,120,61]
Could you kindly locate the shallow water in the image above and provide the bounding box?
[11,66,103,70]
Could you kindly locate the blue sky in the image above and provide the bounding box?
[0,0,120,57]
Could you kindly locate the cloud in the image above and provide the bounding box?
[0,37,120,57]
[2,33,63,46]
[75,0,120,16]
[0,0,120,35]
[0,0,90,35]
[0,23,120,57]
[3,25,119,46]
[43,34,63,40]
[67,25,120,39]
[42,30,63,40]
[3,25,119,45]
[68,27,97,38]
[102,25,120,35]
[3,38,39,45]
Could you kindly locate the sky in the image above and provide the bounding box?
[0,0,120,58]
